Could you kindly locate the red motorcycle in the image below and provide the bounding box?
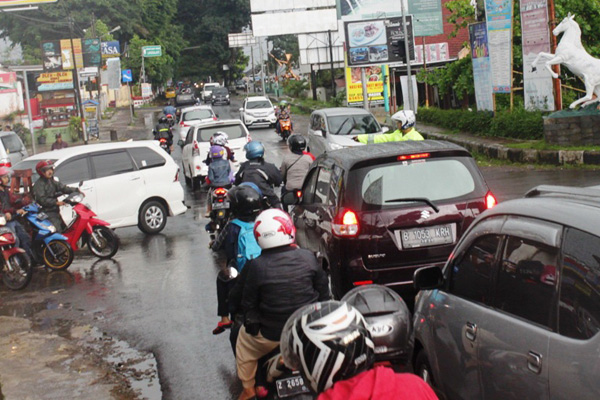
[0,215,32,290]
[62,192,119,259]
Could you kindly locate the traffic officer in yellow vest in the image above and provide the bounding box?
[353,109,424,144]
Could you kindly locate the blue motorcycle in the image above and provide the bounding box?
[23,202,74,270]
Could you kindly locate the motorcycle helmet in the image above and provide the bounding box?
[341,285,413,366]
[287,135,307,152]
[244,141,265,160]
[166,114,173,119]
[35,160,54,176]
[228,184,263,220]
[280,300,375,393]
[279,100,288,109]
[158,116,168,124]
[0,166,11,186]
[239,182,263,197]
[391,110,416,130]
[210,145,225,159]
[253,208,295,249]
[211,131,229,146]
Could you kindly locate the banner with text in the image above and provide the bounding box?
[345,65,390,106]
[337,0,406,19]
[485,0,513,93]
[469,22,494,111]
[520,0,555,111]
[101,41,121,59]
[408,0,443,36]
[36,71,74,92]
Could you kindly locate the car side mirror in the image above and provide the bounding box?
[178,140,184,146]
[313,130,324,138]
[413,266,444,291]
[239,108,244,112]
[282,190,301,206]
[382,126,390,133]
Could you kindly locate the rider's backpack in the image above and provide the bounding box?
[230,219,261,271]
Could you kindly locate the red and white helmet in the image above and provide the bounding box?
[253,208,296,250]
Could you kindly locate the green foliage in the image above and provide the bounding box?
[489,108,544,139]
[417,56,474,101]
[68,117,82,142]
[445,0,476,38]
[331,89,347,107]
[13,123,31,146]
[84,19,114,41]
[283,80,308,98]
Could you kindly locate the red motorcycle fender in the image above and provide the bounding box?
[3,246,25,261]
[86,219,111,234]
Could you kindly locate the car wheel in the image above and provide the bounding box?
[138,200,167,234]
[415,349,437,391]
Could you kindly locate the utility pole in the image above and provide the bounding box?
[328,30,336,97]
[399,1,415,111]
[250,45,256,93]
[69,16,87,144]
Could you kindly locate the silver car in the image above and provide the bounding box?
[412,185,600,400]
[0,131,28,167]
[303,108,388,158]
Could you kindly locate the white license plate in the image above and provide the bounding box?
[275,375,310,398]
[212,201,230,210]
[399,224,456,249]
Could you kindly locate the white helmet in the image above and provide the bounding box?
[391,110,416,130]
[254,208,296,249]
[211,131,229,146]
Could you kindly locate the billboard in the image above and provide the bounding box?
[36,71,74,92]
[408,0,444,37]
[0,0,57,6]
[413,43,450,64]
[105,57,121,90]
[251,0,335,12]
[228,32,257,48]
[60,38,83,70]
[485,0,513,93]
[337,0,407,19]
[298,30,344,67]
[345,64,390,106]
[252,9,337,36]
[101,41,121,58]
[0,72,17,94]
[520,0,555,111]
[469,22,494,111]
[41,41,62,71]
[344,16,415,67]
[82,38,102,68]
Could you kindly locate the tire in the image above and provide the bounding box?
[138,200,167,234]
[87,226,119,259]
[1,252,32,290]
[415,349,437,391]
[43,240,74,271]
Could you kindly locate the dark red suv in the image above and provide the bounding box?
[284,140,497,305]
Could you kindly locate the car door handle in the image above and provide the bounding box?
[129,176,141,181]
[527,351,543,375]
[465,321,477,341]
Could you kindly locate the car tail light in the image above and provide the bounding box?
[214,187,228,197]
[332,209,359,237]
[213,117,218,121]
[353,280,373,286]
[192,140,200,156]
[180,121,189,127]
[485,191,497,209]
[0,161,12,168]
[397,152,430,161]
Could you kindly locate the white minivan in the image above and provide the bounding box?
[14,141,187,234]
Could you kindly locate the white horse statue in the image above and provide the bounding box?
[531,13,600,109]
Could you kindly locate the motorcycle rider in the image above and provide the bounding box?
[153,116,173,150]
[275,100,292,135]
[234,141,283,209]
[0,167,32,257]
[281,301,438,400]
[32,160,80,232]
[235,208,329,400]
[163,101,176,119]
[279,135,314,209]
[205,145,233,218]
[353,109,423,144]
[205,131,235,165]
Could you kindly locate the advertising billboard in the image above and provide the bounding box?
[60,38,83,70]
[485,0,513,93]
[345,64,390,106]
[469,22,494,111]
[36,71,74,92]
[337,0,407,19]
[101,41,121,58]
[41,41,62,72]
[0,72,17,94]
[408,0,443,37]
[82,38,102,68]
[344,16,415,68]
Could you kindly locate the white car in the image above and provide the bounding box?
[175,105,218,143]
[202,82,220,103]
[181,119,249,189]
[14,141,187,234]
[239,96,277,128]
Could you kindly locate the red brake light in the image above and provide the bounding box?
[397,152,430,161]
[295,190,302,198]
[332,209,359,237]
[485,191,497,209]
[353,280,373,286]
[214,187,228,196]
[0,162,12,167]
[213,117,218,121]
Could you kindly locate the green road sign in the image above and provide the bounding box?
[142,45,162,57]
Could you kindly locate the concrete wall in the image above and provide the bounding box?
[544,114,600,146]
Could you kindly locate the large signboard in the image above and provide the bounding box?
[82,38,102,68]
[0,72,17,94]
[251,0,335,12]
[485,0,513,93]
[250,0,337,36]
[345,65,390,106]
[0,0,57,6]
[60,39,83,70]
[413,43,450,64]
[337,0,406,19]
[408,0,444,36]
[298,31,344,67]
[105,57,121,90]
[41,41,62,71]
[345,16,415,67]
[520,0,555,111]
[36,71,74,92]
[101,41,121,58]
[469,22,494,111]
[228,32,258,48]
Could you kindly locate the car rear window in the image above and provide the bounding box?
[1,134,24,153]
[183,109,214,121]
[327,115,380,135]
[196,124,246,142]
[247,100,271,109]
[349,156,484,209]
[213,88,228,94]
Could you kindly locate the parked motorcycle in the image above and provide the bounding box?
[23,203,74,271]
[0,215,32,290]
[278,117,293,141]
[62,191,119,259]
[207,186,231,240]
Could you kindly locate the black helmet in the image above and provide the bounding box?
[158,116,167,123]
[341,285,413,365]
[287,135,307,152]
[228,184,262,220]
[280,301,375,393]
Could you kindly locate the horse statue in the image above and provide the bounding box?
[531,13,600,109]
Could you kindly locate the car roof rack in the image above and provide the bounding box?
[525,185,600,200]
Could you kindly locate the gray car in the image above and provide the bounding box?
[0,131,28,167]
[412,185,600,400]
[303,108,388,158]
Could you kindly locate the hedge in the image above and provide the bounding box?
[418,107,545,140]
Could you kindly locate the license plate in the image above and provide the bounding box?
[398,223,456,249]
[212,201,230,210]
[275,375,310,398]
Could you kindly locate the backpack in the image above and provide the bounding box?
[230,219,262,271]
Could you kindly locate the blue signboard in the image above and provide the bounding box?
[122,69,133,83]
[101,41,121,59]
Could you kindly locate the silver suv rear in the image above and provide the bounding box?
[0,131,28,167]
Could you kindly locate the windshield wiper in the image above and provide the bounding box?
[384,197,439,213]
[334,117,352,135]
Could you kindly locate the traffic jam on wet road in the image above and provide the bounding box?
[2,98,600,400]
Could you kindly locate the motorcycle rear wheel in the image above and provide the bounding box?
[88,226,119,259]
[2,252,32,290]
[43,240,74,271]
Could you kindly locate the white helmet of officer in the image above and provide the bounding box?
[391,110,416,131]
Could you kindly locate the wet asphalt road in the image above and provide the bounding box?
[3,99,600,399]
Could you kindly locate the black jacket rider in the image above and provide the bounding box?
[234,159,282,208]
[32,176,78,231]
[153,122,173,145]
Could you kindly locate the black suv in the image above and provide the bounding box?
[284,140,496,304]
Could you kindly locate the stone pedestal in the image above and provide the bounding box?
[544,107,600,145]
